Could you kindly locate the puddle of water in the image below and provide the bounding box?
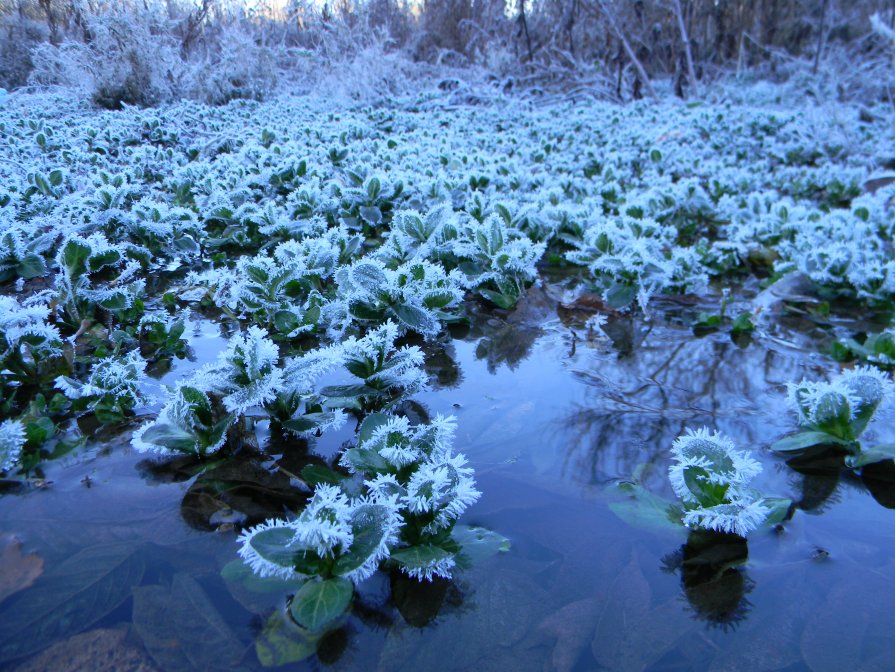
[2,285,895,672]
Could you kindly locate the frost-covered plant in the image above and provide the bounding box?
[131,383,234,456]
[669,428,775,537]
[342,413,481,580]
[774,211,895,304]
[55,350,150,423]
[566,215,706,310]
[375,206,458,267]
[833,330,895,371]
[272,347,347,436]
[197,326,285,416]
[326,259,463,338]
[238,484,402,581]
[320,321,428,411]
[0,419,26,473]
[53,233,145,327]
[133,325,349,455]
[0,296,63,383]
[137,311,189,361]
[122,199,201,256]
[236,410,493,632]
[198,236,341,336]
[333,172,405,231]
[237,483,403,630]
[0,219,53,282]
[775,366,894,466]
[453,213,546,310]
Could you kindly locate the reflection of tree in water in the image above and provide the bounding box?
[422,340,464,390]
[558,319,811,486]
[461,287,556,374]
[663,531,753,630]
[473,322,540,374]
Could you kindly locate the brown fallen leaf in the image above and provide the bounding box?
[560,292,623,315]
[0,534,44,605]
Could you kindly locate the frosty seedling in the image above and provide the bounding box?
[776,365,895,467]
[670,427,771,537]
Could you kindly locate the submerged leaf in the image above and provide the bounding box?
[0,535,43,605]
[452,525,511,569]
[607,481,684,534]
[255,611,318,668]
[0,544,144,663]
[133,573,245,671]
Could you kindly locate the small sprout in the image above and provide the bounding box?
[669,427,771,537]
[784,365,892,444]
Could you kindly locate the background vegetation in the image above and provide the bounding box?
[2,0,895,106]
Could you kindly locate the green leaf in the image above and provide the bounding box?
[693,312,722,328]
[477,288,517,310]
[390,545,453,571]
[760,498,793,527]
[845,444,895,469]
[344,356,374,379]
[607,481,684,534]
[348,300,384,321]
[33,173,50,196]
[273,310,300,334]
[16,254,47,279]
[392,303,438,335]
[366,177,381,200]
[730,312,755,334]
[332,502,394,575]
[25,417,55,445]
[255,611,318,668]
[320,384,379,406]
[288,578,353,631]
[452,525,511,569]
[0,544,144,663]
[93,406,124,425]
[283,412,338,434]
[340,447,389,473]
[301,464,347,487]
[423,290,457,310]
[173,235,199,254]
[97,291,128,311]
[87,249,121,272]
[351,262,388,294]
[221,559,304,594]
[61,239,91,278]
[604,283,637,310]
[771,431,850,453]
[249,526,305,569]
[358,413,391,443]
[140,423,197,453]
[359,206,382,226]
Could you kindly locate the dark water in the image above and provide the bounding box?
[2,285,895,672]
